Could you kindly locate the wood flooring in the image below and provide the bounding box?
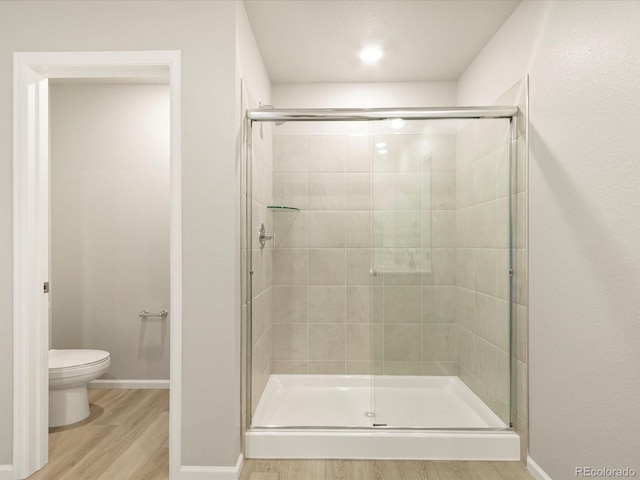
[239,459,535,480]
[28,389,169,480]
[29,389,533,480]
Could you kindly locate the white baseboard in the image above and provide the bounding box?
[89,379,170,389]
[528,456,553,480]
[180,454,243,480]
[0,465,14,480]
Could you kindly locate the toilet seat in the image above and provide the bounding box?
[49,349,110,380]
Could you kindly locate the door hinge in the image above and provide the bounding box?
[43,282,49,293]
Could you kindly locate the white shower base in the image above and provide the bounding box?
[247,375,520,460]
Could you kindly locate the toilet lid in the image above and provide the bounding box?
[49,349,110,370]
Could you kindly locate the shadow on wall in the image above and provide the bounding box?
[529,122,640,326]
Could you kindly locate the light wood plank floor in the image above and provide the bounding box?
[28,389,169,480]
[240,459,535,480]
[29,390,533,480]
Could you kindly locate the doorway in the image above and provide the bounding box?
[13,52,182,480]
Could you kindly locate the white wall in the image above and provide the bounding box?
[273,81,456,109]
[272,82,457,136]
[0,0,241,470]
[50,84,170,380]
[236,0,273,447]
[458,1,640,478]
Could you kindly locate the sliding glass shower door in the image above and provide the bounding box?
[370,118,514,428]
[244,108,517,432]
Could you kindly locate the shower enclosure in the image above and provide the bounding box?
[242,106,520,459]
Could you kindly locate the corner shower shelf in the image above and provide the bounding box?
[267,205,300,212]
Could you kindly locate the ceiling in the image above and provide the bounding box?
[243,0,521,84]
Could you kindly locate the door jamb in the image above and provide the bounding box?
[12,51,182,480]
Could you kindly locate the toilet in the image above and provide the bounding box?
[49,349,110,427]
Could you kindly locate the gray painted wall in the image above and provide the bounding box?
[50,84,170,380]
[0,0,242,468]
[458,1,640,478]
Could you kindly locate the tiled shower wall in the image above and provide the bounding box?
[372,133,458,375]
[242,119,274,416]
[270,134,372,374]
[453,78,528,435]
[497,78,529,461]
[270,132,459,375]
[455,118,511,423]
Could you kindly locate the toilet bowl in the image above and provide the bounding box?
[49,349,110,427]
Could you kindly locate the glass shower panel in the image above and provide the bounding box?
[371,117,513,429]
[249,119,380,428]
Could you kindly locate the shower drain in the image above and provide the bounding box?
[364,411,376,418]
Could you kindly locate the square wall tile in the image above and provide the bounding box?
[346,173,371,210]
[383,211,421,248]
[383,361,422,375]
[431,173,456,210]
[272,286,308,323]
[309,248,345,285]
[456,248,473,290]
[473,201,497,248]
[308,286,346,323]
[472,153,497,204]
[346,361,373,374]
[432,248,456,285]
[308,211,346,248]
[422,361,457,376]
[495,196,510,249]
[273,173,308,209]
[496,249,510,301]
[454,288,475,332]
[346,248,371,285]
[422,324,457,362]
[346,323,372,361]
[273,135,308,173]
[272,361,308,374]
[422,286,456,323]
[431,210,456,248]
[456,125,473,170]
[272,323,308,361]
[309,361,346,374]
[309,135,346,173]
[517,360,528,422]
[273,210,307,248]
[309,173,346,210]
[309,324,345,361]
[473,249,497,296]
[383,286,421,323]
[456,206,474,248]
[456,326,474,373]
[383,324,421,361]
[517,304,528,363]
[375,172,422,210]
[346,286,370,323]
[430,134,456,172]
[496,145,510,199]
[474,337,498,394]
[347,136,370,173]
[496,350,510,406]
[346,211,371,248]
[456,166,473,209]
[273,248,307,285]
[376,134,425,173]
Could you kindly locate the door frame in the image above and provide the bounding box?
[12,51,182,480]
